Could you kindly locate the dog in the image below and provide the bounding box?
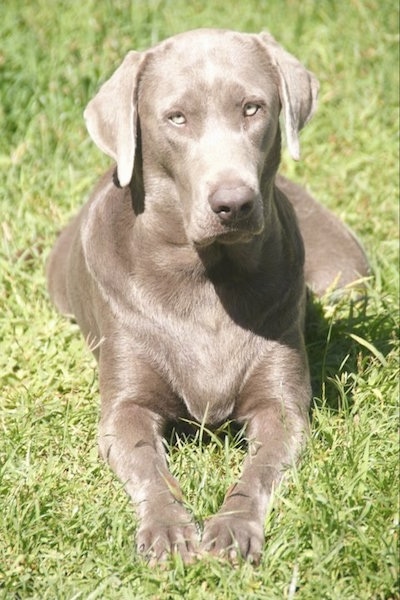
[47,28,369,564]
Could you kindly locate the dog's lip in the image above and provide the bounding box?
[189,204,265,247]
[192,227,262,248]
[215,230,256,245]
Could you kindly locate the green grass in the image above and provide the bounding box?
[0,0,398,598]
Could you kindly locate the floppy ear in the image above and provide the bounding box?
[84,51,143,187]
[258,32,319,160]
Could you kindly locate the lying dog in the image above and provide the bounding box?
[47,28,369,564]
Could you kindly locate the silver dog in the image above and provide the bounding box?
[47,29,368,564]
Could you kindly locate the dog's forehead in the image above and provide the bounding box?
[156,29,255,60]
[142,29,275,96]
[153,29,268,70]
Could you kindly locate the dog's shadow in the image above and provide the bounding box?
[305,289,393,410]
[166,288,393,447]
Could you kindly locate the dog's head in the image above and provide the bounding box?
[84,29,318,247]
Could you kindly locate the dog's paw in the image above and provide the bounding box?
[136,505,199,566]
[201,514,263,564]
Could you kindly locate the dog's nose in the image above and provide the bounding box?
[208,184,255,222]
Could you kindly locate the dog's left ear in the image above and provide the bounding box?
[84,51,144,188]
[257,32,319,160]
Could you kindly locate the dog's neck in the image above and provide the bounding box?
[196,234,269,281]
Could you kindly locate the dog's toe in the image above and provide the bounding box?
[201,514,263,564]
[136,512,199,565]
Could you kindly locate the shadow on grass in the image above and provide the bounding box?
[305,289,394,410]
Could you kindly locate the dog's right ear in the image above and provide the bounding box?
[84,51,143,188]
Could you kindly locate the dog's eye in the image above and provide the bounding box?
[169,112,186,126]
[243,103,260,117]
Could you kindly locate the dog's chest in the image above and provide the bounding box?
[132,296,260,424]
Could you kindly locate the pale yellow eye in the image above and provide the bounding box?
[243,103,259,117]
[169,112,186,125]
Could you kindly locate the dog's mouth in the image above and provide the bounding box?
[192,225,263,248]
[188,197,265,248]
[215,230,257,245]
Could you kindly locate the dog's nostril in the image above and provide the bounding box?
[215,204,232,215]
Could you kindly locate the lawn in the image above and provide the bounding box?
[0,0,398,598]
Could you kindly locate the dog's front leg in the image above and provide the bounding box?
[201,345,311,564]
[98,357,198,564]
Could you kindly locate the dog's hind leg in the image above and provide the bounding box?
[276,175,370,296]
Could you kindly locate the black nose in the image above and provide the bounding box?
[208,184,256,222]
